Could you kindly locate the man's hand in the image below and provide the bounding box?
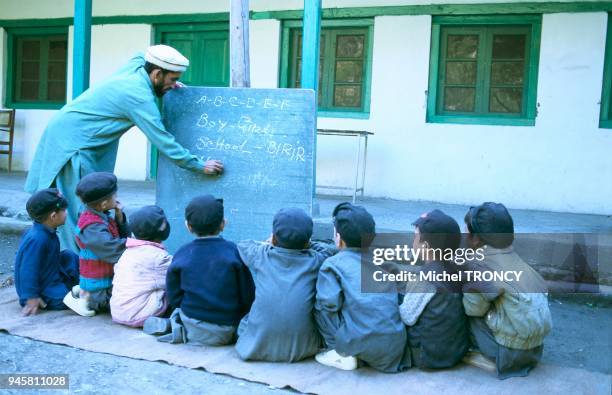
[174,81,186,89]
[22,298,46,316]
[203,160,224,176]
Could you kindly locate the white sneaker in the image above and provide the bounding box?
[71,284,81,298]
[62,291,95,317]
[315,349,358,371]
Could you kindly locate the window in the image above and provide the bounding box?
[6,27,68,109]
[600,13,612,129]
[280,19,373,118]
[427,16,541,126]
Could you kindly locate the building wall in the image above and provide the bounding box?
[1,2,611,214]
[344,12,610,215]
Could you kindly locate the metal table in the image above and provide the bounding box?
[316,129,373,203]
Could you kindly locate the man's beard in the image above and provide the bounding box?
[153,81,166,97]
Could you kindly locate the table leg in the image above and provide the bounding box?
[361,135,368,197]
[353,135,362,204]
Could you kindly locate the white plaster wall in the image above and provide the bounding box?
[249,19,280,88]
[315,12,612,215]
[88,24,152,180]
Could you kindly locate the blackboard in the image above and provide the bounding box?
[157,87,316,253]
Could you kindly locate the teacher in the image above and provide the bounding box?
[25,45,223,252]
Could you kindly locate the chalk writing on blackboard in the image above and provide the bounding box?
[158,86,315,252]
[196,95,291,110]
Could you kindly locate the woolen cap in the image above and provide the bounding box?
[145,45,189,72]
[130,205,170,242]
[332,202,375,248]
[26,188,68,220]
[185,195,224,235]
[76,172,118,204]
[273,208,313,249]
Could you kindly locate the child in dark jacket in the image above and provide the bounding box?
[63,172,129,316]
[399,209,470,370]
[14,188,79,315]
[150,195,254,346]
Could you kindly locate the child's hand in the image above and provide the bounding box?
[22,298,46,316]
[114,201,124,224]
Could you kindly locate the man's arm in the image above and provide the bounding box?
[127,100,223,174]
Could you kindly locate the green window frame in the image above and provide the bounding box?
[600,13,612,129]
[427,15,541,126]
[280,19,374,119]
[5,27,69,109]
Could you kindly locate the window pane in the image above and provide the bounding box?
[19,81,39,100]
[21,61,40,80]
[296,33,325,58]
[490,88,522,113]
[336,35,364,58]
[48,61,66,80]
[48,40,67,60]
[445,61,477,85]
[447,35,478,59]
[21,40,40,60]
[444,87,475,112]
[492,34,526,60]
[334,85,362,108]
[491,62,524,85]
[47,81,66,101]
[335,60,362,83]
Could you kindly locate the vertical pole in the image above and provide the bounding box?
[72,0,92,99]
[301,0,321,213]
[230,0,251,87]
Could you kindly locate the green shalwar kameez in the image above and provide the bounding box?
[25,54,204,252]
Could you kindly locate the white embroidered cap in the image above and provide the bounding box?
[145,45,189,72]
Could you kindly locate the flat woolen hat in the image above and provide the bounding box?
[76,172,118,204]
[145,45,189,72]
[26,188,68,220]
[412,209,461,250]
[273,208,313,249]
[185,195,224,234]
[130,205,170,242]
[333,202,375,247]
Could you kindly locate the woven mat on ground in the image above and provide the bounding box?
[0,287,608,395]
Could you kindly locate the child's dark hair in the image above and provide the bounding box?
[333,202,375,248]
[413,209,461,252]
[464,202,514,248]
[185,195,224,237]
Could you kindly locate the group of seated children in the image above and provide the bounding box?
[14,171,552,379]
